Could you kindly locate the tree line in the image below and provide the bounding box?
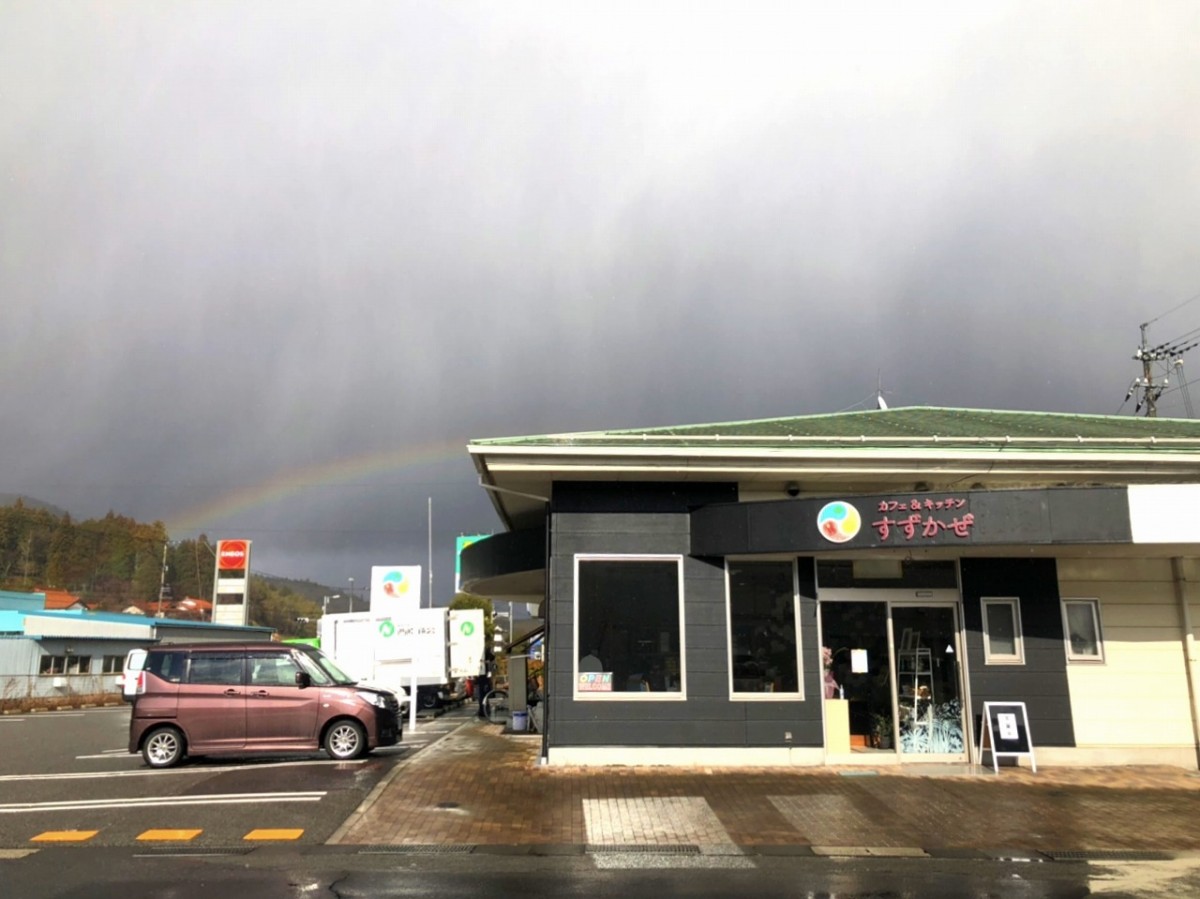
[0,500,320,636]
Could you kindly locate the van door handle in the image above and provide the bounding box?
[223,689,240,696]
[252,690,270,697]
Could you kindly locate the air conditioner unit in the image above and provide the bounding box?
[52,677,67,688]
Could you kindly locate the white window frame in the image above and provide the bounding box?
[1061,598,1106,663]
[981,597,1025,665]
[725,558,804,701]
[572,553,687,702]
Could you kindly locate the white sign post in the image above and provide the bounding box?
[374,608,445,734]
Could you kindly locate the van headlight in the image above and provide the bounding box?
[356,691,389,709]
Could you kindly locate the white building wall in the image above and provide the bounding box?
[1056,556,1197,757]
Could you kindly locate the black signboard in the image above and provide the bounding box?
[981,701,1036,774]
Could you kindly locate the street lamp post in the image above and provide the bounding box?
[348,577,355,613]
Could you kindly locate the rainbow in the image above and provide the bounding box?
[164,441,469,536]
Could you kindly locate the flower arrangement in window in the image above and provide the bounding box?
[822,645,845,699]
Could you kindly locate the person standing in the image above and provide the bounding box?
[476,650,494,719]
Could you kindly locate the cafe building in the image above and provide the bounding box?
[460,407,1200,769]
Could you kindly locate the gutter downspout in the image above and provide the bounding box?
[1171,557,1200,769]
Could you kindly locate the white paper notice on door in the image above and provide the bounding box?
[850,648,868,673]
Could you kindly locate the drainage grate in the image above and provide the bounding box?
[1045,850,1174,862]
[358,844,476,855]
[586,844,701,855]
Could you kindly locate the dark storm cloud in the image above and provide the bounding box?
[3,2,1198,589]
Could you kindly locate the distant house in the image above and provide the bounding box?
[39,588,87,612]
[172,597,213,621]
[462,406,1200,770]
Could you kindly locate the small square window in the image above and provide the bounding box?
[981,598,1024,664]
[1062,599,1105,662]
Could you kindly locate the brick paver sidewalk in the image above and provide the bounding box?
[331,716,1200,852]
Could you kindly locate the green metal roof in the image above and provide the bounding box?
[472,407,1200,451]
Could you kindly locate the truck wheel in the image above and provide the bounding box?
[324,719,367,760]
[418,690,439,711]
[142,726,185,768]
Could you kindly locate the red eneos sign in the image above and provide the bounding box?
[217,540,249,570]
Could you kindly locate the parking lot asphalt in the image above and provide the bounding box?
[330,709,1200,857]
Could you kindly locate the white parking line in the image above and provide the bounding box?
[6,758,368,781]
[0,791,326,813]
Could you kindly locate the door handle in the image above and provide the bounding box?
[252,690,270,697]
[223,689,240,696]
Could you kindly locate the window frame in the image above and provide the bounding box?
[39,655,66,676]
[185,652,246,686]
[981,597,1025,665]
[572,553,687,702]
[724,557,804,701]
[1061,598,1106,663]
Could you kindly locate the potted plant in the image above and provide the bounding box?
[872,711,893,749]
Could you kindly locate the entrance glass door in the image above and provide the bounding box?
[891,605,965,756]
[819,602,894,754]
[819,592,968,762]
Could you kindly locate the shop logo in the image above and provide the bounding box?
[460,621,475,636]
[217,540,248,570]
[381,570,410,597]
[379,620,395,638]
[817,501,861,543]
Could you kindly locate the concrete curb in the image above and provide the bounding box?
[1,701,124,716]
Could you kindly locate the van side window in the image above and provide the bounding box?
[248,653,301,687]
[146,651,187,683]
[187,654,245,686]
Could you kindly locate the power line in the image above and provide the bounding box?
[1143,289,1200,327]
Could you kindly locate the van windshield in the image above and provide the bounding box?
[298,648,356,686]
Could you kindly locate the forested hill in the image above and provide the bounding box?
[0,499,324,636]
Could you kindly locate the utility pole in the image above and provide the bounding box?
[1140,323,1158,418]
[427,497,433,609]
[156,542,168,618]
[1131,323,1199,418]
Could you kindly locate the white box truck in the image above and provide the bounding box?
[318,607,484,711]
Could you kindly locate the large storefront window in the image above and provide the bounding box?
[574,556,684,698]
[727,560,801,697]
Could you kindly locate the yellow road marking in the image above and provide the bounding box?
[243,828,304,841]
[31,830,97,843]
[137,829,202,842]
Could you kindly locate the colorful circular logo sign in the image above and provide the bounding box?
[378,620,395,638]
[817,501,861,543]
[382,570,410,597]
[460,621,475,636]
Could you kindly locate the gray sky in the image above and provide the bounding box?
[3,1,1199,595]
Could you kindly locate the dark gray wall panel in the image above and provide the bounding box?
[547,500,824,750]
[960,558,1076,747]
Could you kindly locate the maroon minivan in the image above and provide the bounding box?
[128,642,402,768]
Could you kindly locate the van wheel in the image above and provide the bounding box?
[142,726,185,768]
[325,719,367,760]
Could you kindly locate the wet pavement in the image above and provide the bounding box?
[330,709,1200,856]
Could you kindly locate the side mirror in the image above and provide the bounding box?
[295,671,312,689]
